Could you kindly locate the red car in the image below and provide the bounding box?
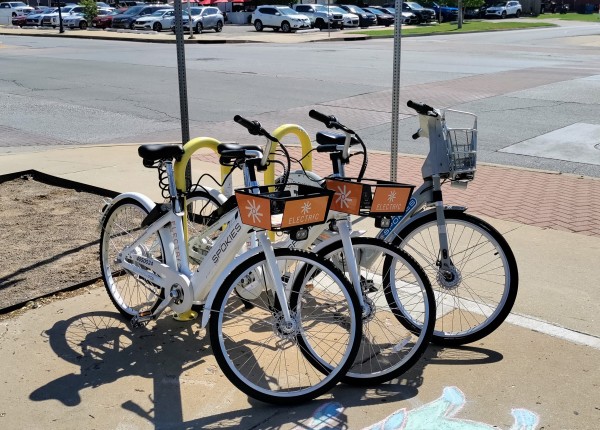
[12,13,28,26]
[91,7,127,29]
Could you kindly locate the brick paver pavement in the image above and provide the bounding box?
[192,148,600,238]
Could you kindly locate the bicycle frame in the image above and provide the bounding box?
[111,143,301,328]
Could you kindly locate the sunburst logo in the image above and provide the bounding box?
[387,190,397,203]
[245,199,262,224]
[301,201,311,215]
[335,185,353,209]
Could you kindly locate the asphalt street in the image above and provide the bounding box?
[0,20,599,177]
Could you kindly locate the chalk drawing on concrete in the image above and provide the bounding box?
[296,386,540,430]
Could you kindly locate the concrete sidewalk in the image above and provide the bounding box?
[0,144,599,429]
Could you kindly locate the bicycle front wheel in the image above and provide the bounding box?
[100,198,166,318]
[318,237,435,385]
[393,210,519,345]
[209,248,362,404]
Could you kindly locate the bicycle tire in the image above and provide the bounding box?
[317,237,435,385]
[391,210,519,346]
[99,198,166,318]
[208,248,362,404]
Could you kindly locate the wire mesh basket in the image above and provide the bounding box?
[235,184,334,231]
[443,110,478,181]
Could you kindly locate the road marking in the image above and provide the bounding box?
[506,312,600,350]
[500,123,600,165]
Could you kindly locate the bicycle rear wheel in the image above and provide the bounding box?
[209,248,361,404]
[393,210,518,345]
[318,237,435,385]
[99,198,165,318]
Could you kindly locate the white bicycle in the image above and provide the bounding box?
[99,137,362,404]
[184,115,436,385]
[304,103,519,345]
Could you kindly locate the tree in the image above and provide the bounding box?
[80,0,98,26]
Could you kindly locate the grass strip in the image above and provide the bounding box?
[350,21,556,37]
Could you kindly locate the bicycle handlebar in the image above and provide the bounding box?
[407,100,439,117]
[233,114,290,188]
[309,109,337,128]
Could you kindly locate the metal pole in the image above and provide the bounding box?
[58,2,64,33]
[390,0,403,181]
[187,0,194,39]
[173,0,192,188]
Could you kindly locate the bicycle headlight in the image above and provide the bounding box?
[290,228,309,241]
[375,217,391,229]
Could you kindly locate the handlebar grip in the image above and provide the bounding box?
[309,109,337,128]
[233,115,261,135]
[406,100,437,116]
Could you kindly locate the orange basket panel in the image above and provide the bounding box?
[281,195,331,229]
[370,185,413,214]
[326,179,364,215]
[236,193,272,231]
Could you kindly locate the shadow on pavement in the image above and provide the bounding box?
[30,310,503,428]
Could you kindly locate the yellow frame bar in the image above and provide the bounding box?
[264,124,313,186]
[173,137,228,243]
[174,136,229,193]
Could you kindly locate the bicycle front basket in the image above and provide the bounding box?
[235,184,334,231]
[444,110,478,181]
[325,178,414,217]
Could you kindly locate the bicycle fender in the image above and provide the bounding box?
[105,192,156,213]
[387,206,467,240]
[311,229,365,253]
[188,185,227,204]
[199,246,267,328]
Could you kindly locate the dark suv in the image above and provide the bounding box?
[392,2,435,24]
[111,4,172,29]
[419,1,459,22]
[338,4,377,28]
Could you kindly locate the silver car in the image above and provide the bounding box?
[181,6,224,34]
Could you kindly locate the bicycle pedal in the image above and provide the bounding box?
[131,312,153,328]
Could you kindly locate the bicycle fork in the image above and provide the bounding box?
[431,174,459,288]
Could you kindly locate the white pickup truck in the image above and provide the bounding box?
[0,1,33,24]
[292,3,343,29]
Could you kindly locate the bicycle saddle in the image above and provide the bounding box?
[138,144,184,164]
[316,131,360,147]
[218,143,263,166]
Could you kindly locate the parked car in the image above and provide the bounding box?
[419,0,459,22]
[396,2,436,24]
[326,5,359,28]
[63,8,113,29]
[485,1,522,18]
[92,8,126,29]
[362,7,394,26]
[370,6,418,24]
[464,6,484,18]
[291,3,343,29]
[251,5,311,33]
[338,5,377,28]
[133,8,174,31]
[25,7,54,26]
[43,5,85,28]
[11,9,29,26]
[181,6,223,33]
[0,2,33,17]
[112,4,172,29]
